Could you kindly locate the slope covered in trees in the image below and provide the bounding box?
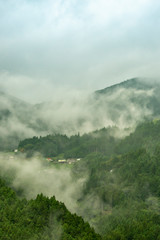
[0,177,101,240]
[18,128,117,158]
[3,101,160,239]
[74,149,160,238]
[18,119,160,158]
[16,119,160,239]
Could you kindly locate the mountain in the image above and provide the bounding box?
[3,113,160,239]
[33,78,160,135]
[2,79,160,239]
[96,78,154,94]
[95,77,160,117]
[1,78,160,150]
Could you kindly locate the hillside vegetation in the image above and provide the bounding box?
[18,119,160,158]
[16,119,160,239]
[0,177,101,240]
[2,78,160,239]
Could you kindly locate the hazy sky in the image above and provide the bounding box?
[0,0,160,103]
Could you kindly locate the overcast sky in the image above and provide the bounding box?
[0,0,160,103]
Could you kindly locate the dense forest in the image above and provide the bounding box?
[18,119,160,158]
[13,119,160,239]
[0,177,101,240]
[75,149,160,239]
[1,0,160,236]
[18,128,117,158]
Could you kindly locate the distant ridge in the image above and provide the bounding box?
[1,77,160,151]
[95,78,155,95]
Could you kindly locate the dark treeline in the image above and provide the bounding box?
[18,128,117,158]
[18,119,160,158]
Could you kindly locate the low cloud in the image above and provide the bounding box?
[0,153,85,213]
[1,0,160,93]
[0,79,157,146]
[34,85,154,136]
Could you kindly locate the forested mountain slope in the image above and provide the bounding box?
[2,120,160,239]
[0,177,101,240]
[18,119,160,158]
[16,119,160,239]
[75,148,160,239]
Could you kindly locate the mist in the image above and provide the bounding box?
[0,153,85,213]
[0,79,158,151]
[1,1,160,238]
[22,84,157,135]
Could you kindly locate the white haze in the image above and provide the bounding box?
[34,87,154,136]
[0,93,44,139]
[0,153,86,213]
[0,85,155,141]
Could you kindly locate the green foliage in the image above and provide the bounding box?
[115,120,160,155]
[69,122,160,239]
[5,119,160,239]
[0,178,101,240]
[18,128,118,158]
[18,119,160,160]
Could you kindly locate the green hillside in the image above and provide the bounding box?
[2,79,160,239]
[0,177,101,240]
[18,119,160,158]
[16,119,160,239]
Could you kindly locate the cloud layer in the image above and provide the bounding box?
[0,0,160,102]
[0,153,85,213]
[0,80,155,143]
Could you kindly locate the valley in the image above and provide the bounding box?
[1,78,160,239]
